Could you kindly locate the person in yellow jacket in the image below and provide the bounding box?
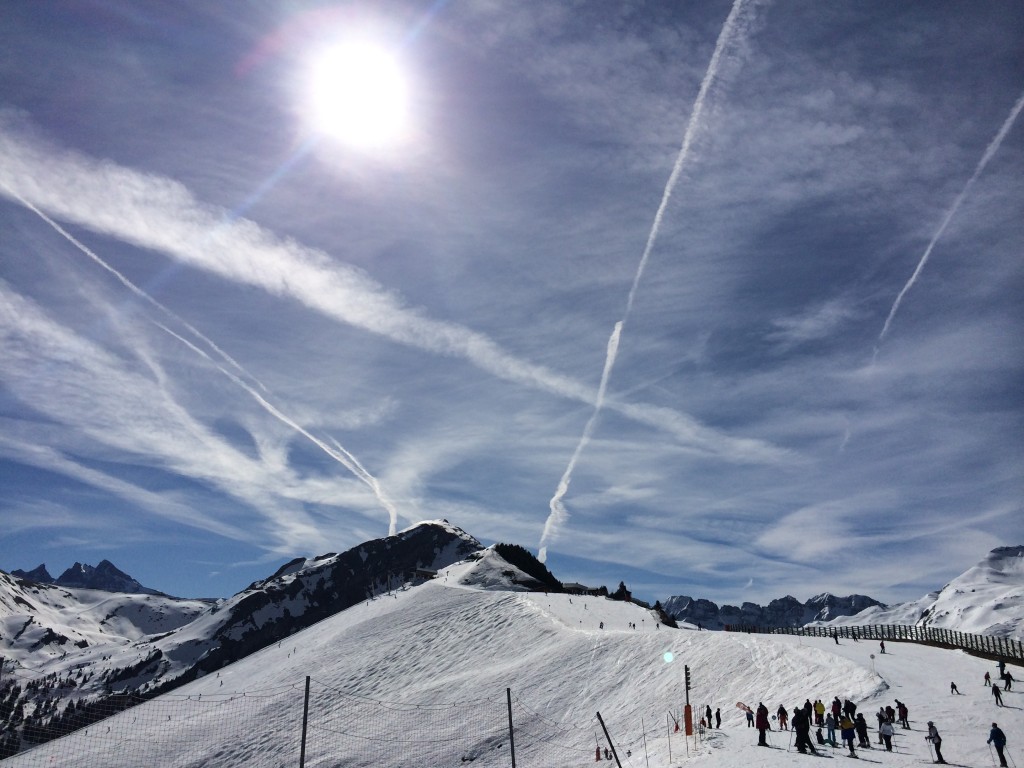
[814,699,826,726]
[839,714,857,756]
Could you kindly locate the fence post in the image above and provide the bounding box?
[299,676,310,768]
[506,688,517,768]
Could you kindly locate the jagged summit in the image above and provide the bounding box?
[11,559,163,595]
[662,591,884,629]
[10,563,52,583]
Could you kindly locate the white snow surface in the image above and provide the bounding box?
[6,554,1023,767]
[816,546,1024,638]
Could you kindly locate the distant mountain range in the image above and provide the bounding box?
[661,592,884,630]
[11,560,165,595]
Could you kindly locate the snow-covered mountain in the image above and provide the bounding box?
[2,529,1022,762]
[0,520,493,756]
[11,560,164,596]
[662,592,883,630]
[813,545,1024,638]
[3,551,1022,768]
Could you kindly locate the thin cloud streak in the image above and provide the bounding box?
[0,120,783,464]
[540,0,764,559]
[3,180,399,534]
[876,89,1024,352]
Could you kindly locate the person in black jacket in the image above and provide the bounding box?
[791,706,819,755]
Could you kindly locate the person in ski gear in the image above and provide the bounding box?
[950,681,959,694]
[706,705,713,729]
[777,704,788,730]
[715,708,721,728]
[825,712,838,746]
[926,721,946,764]
[876,709,887,744]
[985,671,992,686]
[879,719,895,751]
[884,704,896,724]
[831,697,842,719]
[854,713,871,748]
[1002,671,1014,691]
[896,700,909,729]
[879,640,885,654]
[792,705,818,754]
[843,698,857,720]
[988,722,1008,768]
[746,707,755,727]
[839,714,857,756]
[832,629,839,644]
[756,702,770,746]
[992,684,1004,706]
[816,727,827,746]
[814,699,825,726]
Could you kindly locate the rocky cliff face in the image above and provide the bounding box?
[12,560,162,595]
[663,592,884,629]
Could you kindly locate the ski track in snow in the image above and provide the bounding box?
[4,571,1023,767]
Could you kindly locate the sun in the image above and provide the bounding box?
[305,42,408,149]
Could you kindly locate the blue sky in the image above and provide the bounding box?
[1,1,1021,606]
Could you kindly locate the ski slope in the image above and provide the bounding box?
[5,555,1022,767]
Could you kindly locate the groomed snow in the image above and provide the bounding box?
[6,559,1022,767]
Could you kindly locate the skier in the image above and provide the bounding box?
[792,705,818,755]
[746,708,755,727]
[814,698,826,726]
[880,640,885,654]
[992,684,1004,706]
[950,681,959,695]
[825,712,838,746]
[879,719,895,752]
[926,721,946,764]
[756,702,771,746]
[985,671,992,686]
[831,697,842,720]
[896,700,909,729]
[706,705,713,729]
[854,713,871,748]
[988,722,1008,768]
[715,708,721,728]
[839,714,857,756]
[1003,671,1014,691]
[777,704,789,730]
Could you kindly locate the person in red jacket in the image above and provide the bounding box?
[756,702,771,746]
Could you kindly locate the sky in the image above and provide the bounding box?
[0,1,1021,607]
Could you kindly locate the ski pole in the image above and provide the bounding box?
[926,738,935,763]
[787,728,794,752]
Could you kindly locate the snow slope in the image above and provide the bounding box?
[6,552,1022,767]
[816,546,1024,638]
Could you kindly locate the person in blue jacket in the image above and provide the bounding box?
[988,723,1007,768]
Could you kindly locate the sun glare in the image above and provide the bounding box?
[306,42,408,149]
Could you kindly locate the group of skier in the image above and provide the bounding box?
[736,670,1015,765]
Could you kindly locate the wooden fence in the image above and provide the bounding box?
[723,623,1024,663]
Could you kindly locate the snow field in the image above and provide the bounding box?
[5,565,1023,767]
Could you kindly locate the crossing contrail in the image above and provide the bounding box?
[538,0,763,562]
[876,89,1024,353]
[3,181,400,535]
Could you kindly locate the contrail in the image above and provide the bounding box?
[0,179,268,394]
[539,322,620,563]
[3,181,399,534]
[876,89,1024,353]
[158,322,400,534]
[0,123,787,462]
[538,0,761,562]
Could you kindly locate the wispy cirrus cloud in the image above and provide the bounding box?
[0,117,784,465]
